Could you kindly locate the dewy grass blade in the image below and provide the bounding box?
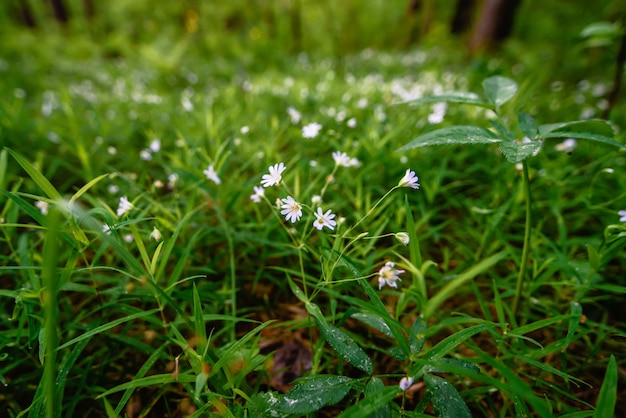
[6,148,62,201]
[593,355,617,418]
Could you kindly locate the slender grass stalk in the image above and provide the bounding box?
[512,161,532,318]
[42,207,61,418]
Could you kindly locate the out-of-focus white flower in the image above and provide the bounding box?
[150,227,162,241]
[203,165,221,185]
[287,107,302,124]
[302,122,322,139]
[555,138,577,153]
[117,196,133,217]
[250,186,265,203]
[311,195,322,206]
[149,139,161,153]
[619,210,626,222]
[347,117,357,128]
[35,200,49,215]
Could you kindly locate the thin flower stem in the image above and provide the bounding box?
[512,161,532,318]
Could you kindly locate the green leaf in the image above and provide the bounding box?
[398,91,493,109]
[277,375,354,414]
[499,139,542,163]
[538,120,623,148]
[409,317,427,355]
[351,311,394,338]
[482,76,518,107]
[580,22,624,39]
[397,126,501,151]
[6,148,62,201]
[423,323,496,363]
[564,302,583,351]
[306,303,373,374]
[339,379,397,418]
[519,112,538,139]
[424,374,471,418]
[594,355,617,418]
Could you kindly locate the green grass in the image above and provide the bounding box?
[1,2,625,417]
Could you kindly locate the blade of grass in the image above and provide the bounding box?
[593,355,617,418]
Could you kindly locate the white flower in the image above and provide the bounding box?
[347,117,357,128]
[139,149,152,161]
[619,210,626,222]
[261,162,286,188]
[117,196,133,217]
[555,138,577,153]
[250,186,265,203]
[280,196,302,223]
[332,151,351,167]
[150,227,162,241]
[123,233,134,243]
[203,164,221,184]
[35,200,49,215]
[399,377,414,391]
[428,102,447,124]
[103,224,112,235]
[313,207,337,231]
[302,122,322,139]
[149,139,161,153]
[240,126,249,134]
[398,169,420,189]
[347,157,360,167]
[311,195,322,206]
[378,261,405,290]
[395,232,410,245]
[287,107,301,124]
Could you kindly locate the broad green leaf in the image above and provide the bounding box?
[538,120,623,147]
[277,375,354,414]
[424,374,471,418]
[499,139,542,163]
[594,355,617,418]
[7,148,62,200]
[398,91,493,109]
[482,76,518,107]
[397,126,501,151]
[489,120,516,141]
[519,112,538,138]
[339,380,397,418]
[351,311,394,338]
[409,317,427,355]
[306,303,373,374]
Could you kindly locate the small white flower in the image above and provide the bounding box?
[140,149,152,161]
[203,164,221,185]
[347,157,360,167]
[261,162,286,187]
[555,138,577,153]
[123,233,134,243]
[280,196,303,223]
[240,126,250,134]
[150,227,162,241]
[395,232,410,245]
[302,122,322,139]
[311,195,322,206]
[313,207,337,231]
[287,107,302,124]
[35,200,49,215]
[399,377,414,391]
[428,102,447,124]
[117,196,133,217]
[149,139,161,153]
[378,261,405,290]
[103,224,112,235]
[250,186,265,203]
[347,117,357,128]
[398,169,420,189]
[332,151,351,167]
[619,210,626,222]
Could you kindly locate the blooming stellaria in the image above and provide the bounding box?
[399,377,414,391]
[250,186,265,203]
[332,151,360,167]
[378,261,405,290]
[261,162,286,188]
[395,232,410,245]
[150,227,162,241]
[398,169,420,189]
[619,210,626,222]
[203,165,221,185]
[280,196,302,223]
[313,207,337,231]
[302,122,322,139]
[117,196,133,217]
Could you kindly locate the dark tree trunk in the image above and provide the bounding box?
[48,0,69,23]
[467,0,521,52]
[451,0,477,35]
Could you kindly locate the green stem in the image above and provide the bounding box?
[512,161,532,318]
